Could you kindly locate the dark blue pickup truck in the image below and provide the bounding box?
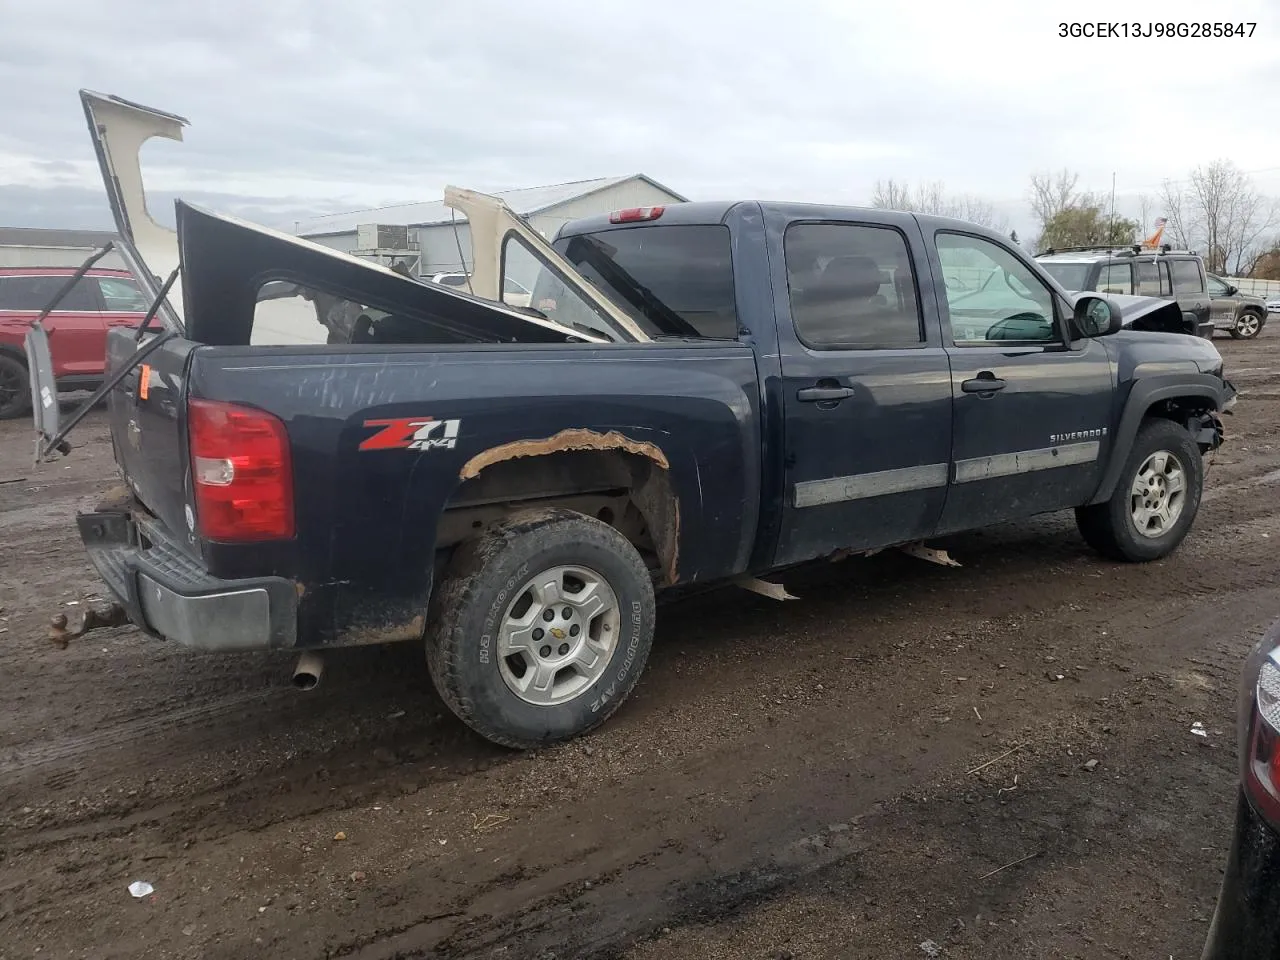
[36,92,1235,749]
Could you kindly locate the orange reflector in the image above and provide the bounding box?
[139,364,150,399]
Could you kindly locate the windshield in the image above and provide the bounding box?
[1038,261,1092,292]
[551,224,738,339]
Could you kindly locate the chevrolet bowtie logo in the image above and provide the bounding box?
[550,627,567,640]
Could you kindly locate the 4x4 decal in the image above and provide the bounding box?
[359,417,461,451]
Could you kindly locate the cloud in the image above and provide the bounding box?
[1,0,1276,235]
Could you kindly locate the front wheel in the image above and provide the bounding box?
[426,509,656,749]
[1075,418,1204,562]
[1231,310,1264,340]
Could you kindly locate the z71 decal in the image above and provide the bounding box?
[359,417,461,452]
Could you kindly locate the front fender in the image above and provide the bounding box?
[1089,373,1229,504]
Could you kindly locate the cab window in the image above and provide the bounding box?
[935,233,1059,345]
[782,222,923,348]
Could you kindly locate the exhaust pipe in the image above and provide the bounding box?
[292,650,324,691]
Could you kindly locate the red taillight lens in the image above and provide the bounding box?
[1245,652,1280,824]
[608,206,664,224]
[188,398,294,542]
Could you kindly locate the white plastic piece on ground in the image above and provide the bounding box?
[128,881,154,898]
[899,543,961,568]
[920,940,942,958]
[734,577,799,601]
[1191,721,1208,737]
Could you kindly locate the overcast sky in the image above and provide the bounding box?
[3,0,1278,239]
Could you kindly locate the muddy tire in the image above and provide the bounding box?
[426,508,655,749]
[0,354,31,420]
[1231,310,1264,340]
[1075,418,1204,562]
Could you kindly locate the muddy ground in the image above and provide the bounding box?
[2,329,1279,960]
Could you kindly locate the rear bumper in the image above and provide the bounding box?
[77,509,298,651]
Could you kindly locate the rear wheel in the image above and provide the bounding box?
[1075,418,1203,562]
[0,354,31,420]
[426,509,655,749]
[1231,310,1264,339]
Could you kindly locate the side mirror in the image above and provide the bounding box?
[1073,295,1123,338]
[1227,284,1239,296]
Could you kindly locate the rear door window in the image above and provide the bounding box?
[1171,259,1206,295]
[0,275,99,311]
[783,222,923,348]
[553,224,738,339]
[97,277,149,311]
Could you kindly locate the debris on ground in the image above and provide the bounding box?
[127,881,154,899]
[1191,722,1208,738]
[920,939,942,957]
[333,831,347,842]
[1083,759,1099,772]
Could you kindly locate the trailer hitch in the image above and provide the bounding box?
[49,603,129,649]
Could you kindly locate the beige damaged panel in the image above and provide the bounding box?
[458,427,670,480]
[443,186,650,343]
[81,91,187,322]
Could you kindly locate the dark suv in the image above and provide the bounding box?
[1036,245,1213,339]
[1207,273,1268,340]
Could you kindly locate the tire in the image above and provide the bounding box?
[426,508,656,749]
[1231,310,1264,340]
[0,354,31,420]
[1075,418,1204,562]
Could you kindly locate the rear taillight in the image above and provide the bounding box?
[1241,626,1280,825]
[188,398,294,542]
[609,206,664,224]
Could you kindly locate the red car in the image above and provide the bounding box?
[0,266,149,418]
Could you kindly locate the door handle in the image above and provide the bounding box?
[797,385,856,402]
[961,372,1007,395]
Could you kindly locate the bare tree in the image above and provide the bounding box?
[870,179,1009,231]
[870,178,913,211]
[1137,193,1155,237]
[1028,169,1081,230]
[1157,179,1192,251]
[1160,161,1279,274]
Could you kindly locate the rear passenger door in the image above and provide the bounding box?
[771,214,953,566]
[929,230,1115,533]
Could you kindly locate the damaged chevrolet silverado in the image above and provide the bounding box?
[33,91,1235,748]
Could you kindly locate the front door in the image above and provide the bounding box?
[772,215,953,567]
[1207,274,1237,330]
[928,230,1115,534]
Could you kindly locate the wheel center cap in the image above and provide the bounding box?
[550,627,567,640]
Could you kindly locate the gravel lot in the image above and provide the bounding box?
[2,327,1279,959]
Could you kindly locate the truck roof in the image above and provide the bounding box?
[557,202,1018,244]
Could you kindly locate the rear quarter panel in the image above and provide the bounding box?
[187,340,761,645]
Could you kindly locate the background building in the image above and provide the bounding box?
[0,227,123,269]
[294,175,687,279]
